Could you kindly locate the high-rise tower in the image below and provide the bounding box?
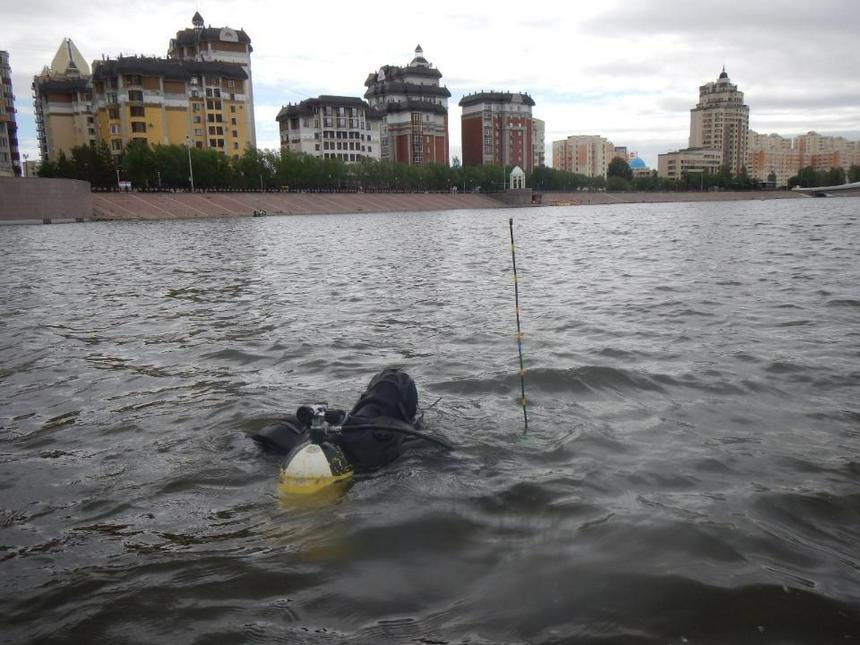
[459,91,535,173]
[364,45,450,166]
[689,67,749,176]
[169,12,256,148]
[32,39,94,162]
[0,50,21,176]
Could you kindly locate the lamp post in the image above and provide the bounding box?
[156,170,162,189]
[185,136,195,191]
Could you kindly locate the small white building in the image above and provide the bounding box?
[509,165,525,189]
[276,96,382,163]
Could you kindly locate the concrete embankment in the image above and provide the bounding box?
[539,190,806,206]
[91,191,505,220]
[0,177,92,224]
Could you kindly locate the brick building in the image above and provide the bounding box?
[364,45,450,166]
[459,91,535,173]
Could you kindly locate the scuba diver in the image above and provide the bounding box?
[251,368,453,495]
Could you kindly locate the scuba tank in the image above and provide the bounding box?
[275,404,354,496]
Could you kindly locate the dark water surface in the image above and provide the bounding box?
[1,199,858,644]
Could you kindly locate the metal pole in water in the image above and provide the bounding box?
[508,217,529,433]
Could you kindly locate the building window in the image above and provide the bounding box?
[107,93,118,105]
[231,105,236,113]
[130,106,145,117]
[232,130,237,138]
[231,117,237,125]
[128,90,143,102]
[193,116,201,124]
[233,142,239,149]
[110,124,120,134]
[194,128,203,136]
[131,122,146,133]
[111,139,122,151]
[108,107,120,120]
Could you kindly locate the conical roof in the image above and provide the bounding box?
[50,38,90,76]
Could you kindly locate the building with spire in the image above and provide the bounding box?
[0,50,21,176]
[459,91,535,173]
[32,38,95,162]
[31,14,255,164]
[169,11,256,147]
[689,67,749,176]
[364,45,450,166]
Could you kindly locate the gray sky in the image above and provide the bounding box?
[6,0,859,167]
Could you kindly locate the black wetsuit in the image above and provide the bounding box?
[252,368,422,473]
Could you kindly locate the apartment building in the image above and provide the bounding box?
[794,131,860,173]
[32,39,95,162]
[657,147,721,179]
[532,118,545,169]
[689,68,749,175]
[32,13,255,162]
[364,46,450,166]
[459,91,535,173]
[0,50,20,176]
[168,12,256,147]
[276,95,382,162]
[552,134,615,178]
[91,56,249,156]
[746,131,799,187]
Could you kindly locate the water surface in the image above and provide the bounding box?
[1,199,858,644]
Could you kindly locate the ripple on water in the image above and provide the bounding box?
[1,200,859,644]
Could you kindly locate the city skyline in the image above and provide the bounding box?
[4,0,859,168]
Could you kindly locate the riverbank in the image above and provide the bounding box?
[4,185,859,224]
[90,189,823,221]
[90,191,504,221]
[539,190,808,205]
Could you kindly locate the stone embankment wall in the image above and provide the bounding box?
[91,191,505,220]
[0,178,93,223]
[538,190,804,206]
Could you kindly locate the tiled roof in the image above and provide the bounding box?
[173,27,251,46]
[364,81,451,100]
[92,57,247,82]
[459,91,536,107]
[276,95,381,121]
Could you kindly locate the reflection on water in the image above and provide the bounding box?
[1,199,859,644]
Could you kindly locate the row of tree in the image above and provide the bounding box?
[38,141,860,192]
[788,165,859,188]
[38,142,516,192]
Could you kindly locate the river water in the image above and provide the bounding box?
[1,198,858,644]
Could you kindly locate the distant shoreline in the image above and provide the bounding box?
[3,186,859,225]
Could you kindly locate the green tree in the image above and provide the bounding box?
[849,165,860,183]
[121,141,156,187]
[607,156,633,181]
[606,175,631,191]
[826,166,846,186]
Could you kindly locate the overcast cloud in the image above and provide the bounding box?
[5,0,858,167]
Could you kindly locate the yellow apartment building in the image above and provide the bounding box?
[91,56,250,157]
[32,39,96,162]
